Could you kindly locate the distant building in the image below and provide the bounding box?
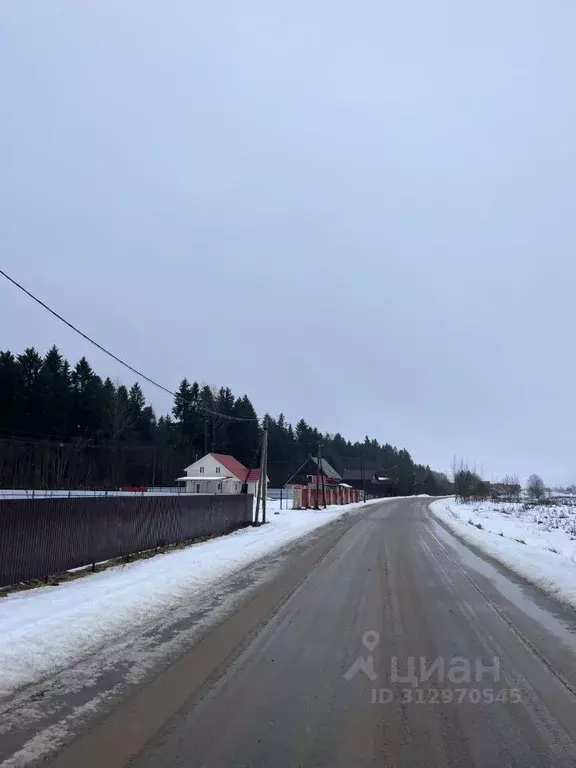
[287,456,342,487]
[177,453,267,495]
[342,468,396,497]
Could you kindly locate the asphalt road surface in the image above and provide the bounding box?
[49,497,576,767]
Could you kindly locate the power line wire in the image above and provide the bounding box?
[0,268,258,423]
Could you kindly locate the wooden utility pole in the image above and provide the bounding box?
[262,417,268,524]
[254,435,263,525]
[316,442,321,510]
[254,417,268,525]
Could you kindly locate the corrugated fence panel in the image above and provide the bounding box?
[0,494,253,588]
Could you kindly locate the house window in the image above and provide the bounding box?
[216,467,221,474]
[217,482,222,491]
[195,483,201,493]
[199,467,205,474]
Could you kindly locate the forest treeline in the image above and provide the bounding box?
[0,346,451,493]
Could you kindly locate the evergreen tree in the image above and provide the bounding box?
[16,347,43,434]
[70,357,104,440]
[228,395,260,467]
[295,419,311,445]
[264,414,284,485]
[38,346,71,437]
[172,378,193,423]
[100,378,117,441]
[128,382,146,419]
[213,387,235,453]
[153,414,176,485]
[199,384,216,454]
[422,468,439,495]
[171,379,203,459]
[109,384,131,443]
[0,351,19,434]
[127,383,155,442]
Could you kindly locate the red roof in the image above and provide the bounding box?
[246,468,261,483]
[210,453,261,483]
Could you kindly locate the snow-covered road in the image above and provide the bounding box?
[0,499,379,697]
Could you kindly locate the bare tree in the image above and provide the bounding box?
[452,457,490,502]
[527,473,545,501]
[502,474,521,502]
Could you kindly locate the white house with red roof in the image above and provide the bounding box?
[178,453,266,496]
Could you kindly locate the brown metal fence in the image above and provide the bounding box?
[0,494,253,588]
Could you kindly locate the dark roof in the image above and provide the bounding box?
[309,456,341,480]
[342,468,394,483]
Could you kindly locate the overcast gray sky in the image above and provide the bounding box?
[2,1,575,484]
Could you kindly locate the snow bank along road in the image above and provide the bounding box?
[431,498,576,610]
[4,497,576,766]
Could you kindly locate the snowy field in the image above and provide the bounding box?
[430,498,576,609]
[0,498,380,697]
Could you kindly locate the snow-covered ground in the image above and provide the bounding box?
[430,498,576,609]
[0,498,379,697]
